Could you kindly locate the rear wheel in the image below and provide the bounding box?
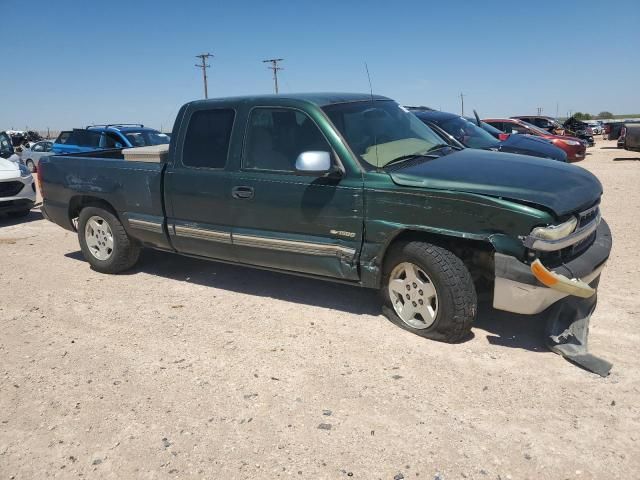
[78,206,140,273]
[381,241,477,343]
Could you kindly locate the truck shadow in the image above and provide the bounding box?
[475,302,547,352]
[64,248,547,352]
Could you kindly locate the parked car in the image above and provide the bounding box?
[603,121,624,141]
[1,138,36,218]
[411,109,567,161]
[587,121,602,135]
[620,124,640,152]
[1,131,21,164]
[562,117,595,146]
[20,140,53,172]
[51,124,170,154]
[511,115,562,133]
[483,118,587,162]
[39,92,611,371]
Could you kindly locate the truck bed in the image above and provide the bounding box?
[39,151,169,248]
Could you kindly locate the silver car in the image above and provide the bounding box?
[20,140,53,172]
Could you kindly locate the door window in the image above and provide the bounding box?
[182,109,235,169]
[101,132,124,148]
[243,108,331,172]
[506,122,529,134]
[32,142,45,152]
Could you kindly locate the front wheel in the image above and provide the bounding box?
[77,206,140,273]
[381,241,477,343]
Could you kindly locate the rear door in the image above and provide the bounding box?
[163,105,236,260]
[229,106,363,280]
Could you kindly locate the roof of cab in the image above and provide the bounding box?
[188,92,391,108]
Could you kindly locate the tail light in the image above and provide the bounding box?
[620,127,626,139]
[604,124,611,134]
[498,133,510,141]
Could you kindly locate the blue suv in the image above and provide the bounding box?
[52,124,170,154]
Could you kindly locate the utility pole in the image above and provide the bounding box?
[263,58,284,94]
[195,53,213,99]
[537,107,543,115]
[459,92,465,116]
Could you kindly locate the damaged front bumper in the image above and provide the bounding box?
[493,220,611,315]
[493,220,613,376]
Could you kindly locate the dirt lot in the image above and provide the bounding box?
[1,140,639,479]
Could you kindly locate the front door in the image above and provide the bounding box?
[230,107,364,280]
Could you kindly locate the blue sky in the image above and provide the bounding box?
[2,0,638,131]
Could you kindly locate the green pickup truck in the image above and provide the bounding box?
[39,93,611,361]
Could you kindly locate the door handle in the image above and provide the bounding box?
[232,186,254,200]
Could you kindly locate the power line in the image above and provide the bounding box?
[263,58,284,94]
[195,53,213,99]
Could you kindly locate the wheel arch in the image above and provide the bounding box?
[68,195,119,231]
[364,228,496,289]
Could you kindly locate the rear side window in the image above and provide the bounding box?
[56,131,71,144]
[66,130,101,147]
[183,109,235,168]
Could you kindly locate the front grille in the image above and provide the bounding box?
[577,204,599,228]
[0,181,24,197]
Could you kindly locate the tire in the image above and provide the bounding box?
[77,206,140,273]
[7,209,30,218]
[381,241,477,343]
[26,159,36,173]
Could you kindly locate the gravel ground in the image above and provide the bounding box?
[1,139,639,479]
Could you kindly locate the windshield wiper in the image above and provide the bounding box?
[427,143,461,152]
[384,152,433,168]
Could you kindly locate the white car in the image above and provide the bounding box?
[1,132,36,218]
[20,140,53,172]
[587,122,602,135]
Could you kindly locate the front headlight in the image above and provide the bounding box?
[564,140,581,146]
[19,162,31,178]
[530,216,578,240]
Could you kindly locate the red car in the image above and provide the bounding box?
[482,118,586,162]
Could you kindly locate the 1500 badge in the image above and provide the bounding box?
[330,229,356,238]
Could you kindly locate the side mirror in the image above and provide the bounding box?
[295,151,333,176]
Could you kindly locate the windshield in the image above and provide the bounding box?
[479,121,504,137]
[437,116,499,149]
[323,100,444,167]
[123,130,170,147]
[519,121,552,136]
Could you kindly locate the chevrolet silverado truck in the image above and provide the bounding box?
[38,94,612,372]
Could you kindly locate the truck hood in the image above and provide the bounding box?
[388,149,601,216]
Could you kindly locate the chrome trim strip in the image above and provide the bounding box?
[128,218,163,234]
[174,225,231,243]
[524,212,601,252]
[233,233,355,258]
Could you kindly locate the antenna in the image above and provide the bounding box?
[365,62,374,100]
[364,62,380,169]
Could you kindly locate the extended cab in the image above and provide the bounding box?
[39,94,611,345]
